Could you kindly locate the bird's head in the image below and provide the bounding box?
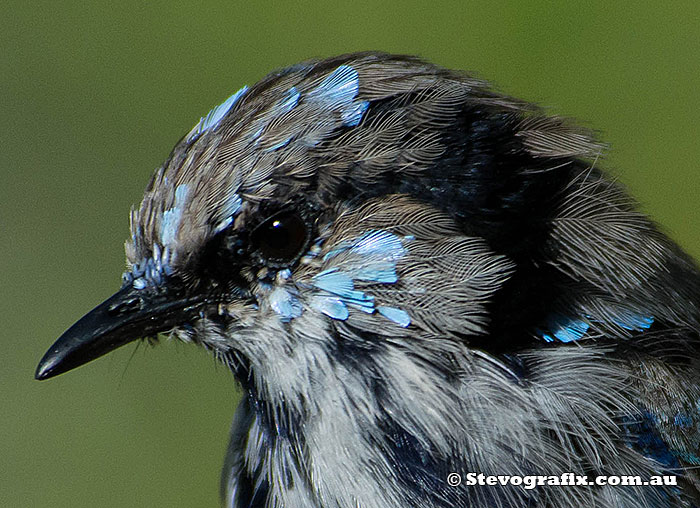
[36,51,602,410]
[36,52,700,508]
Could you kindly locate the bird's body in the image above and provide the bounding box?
[37,52,700,507]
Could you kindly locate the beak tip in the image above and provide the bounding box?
[35,364,51,381]
[35,353,60,380]
[34,367,49,381]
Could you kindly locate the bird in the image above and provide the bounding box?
[36,52,700,507]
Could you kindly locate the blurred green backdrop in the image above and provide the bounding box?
[4,1,699,506]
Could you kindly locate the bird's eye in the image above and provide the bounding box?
[251,211,309,266]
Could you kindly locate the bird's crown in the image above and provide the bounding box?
[119,52,604,357]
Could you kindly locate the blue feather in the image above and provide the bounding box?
[352,266,398,284]
[377,307,411,327]
[351,230,406,259]
[187,86,248,142]
[540,315,589,343]
[269,287,303,321]
[276,87,300,114]
[264,137,291,152]
[623,411,680,469]
[309,65,359,107]
[308,65,369,128]
[312,269,356,297]
[341,100,369,127]
[614,312,655,331]
[539,310,655,343]
[161,184,189,246]
[311,296,349,320]
[311,230,411,324]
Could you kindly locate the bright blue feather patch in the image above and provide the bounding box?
[309,65,359,105]
[341,100,369,127]
[308,65,369,128]
[310,230,411,326]
[187,85,248,142]
[321,230,406,285]
[277,87,300,114]
[124,246,173,291]
[614,312,654,331]
[132,277,148,290]
[214,193,243,234]
[268,230,410,325]
[351,229,406,259]
[324,230,406,263]
[312,269,374,312]
[539,309,655,343]
[353,267,398,284]
[312,296,349,320]
[313,269,355,296]
[269,287,303,321]
[540,315,590,343]
[160,184,189,247]
[377,307,411,327]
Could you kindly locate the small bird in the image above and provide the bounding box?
[36,52,700,507]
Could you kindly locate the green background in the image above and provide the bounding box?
[4,1,699,506]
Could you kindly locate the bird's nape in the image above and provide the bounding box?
[36,52,700,508]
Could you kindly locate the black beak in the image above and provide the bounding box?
[35,284,207,380]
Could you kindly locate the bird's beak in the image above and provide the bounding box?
[35,284,207,380]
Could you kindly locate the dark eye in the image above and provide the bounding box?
[251,211,309,265]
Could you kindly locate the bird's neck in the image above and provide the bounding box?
[226,322,499,508]
[224,327,653,508]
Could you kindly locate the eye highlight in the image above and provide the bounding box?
[251,211,309,266]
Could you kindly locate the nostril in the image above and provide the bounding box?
[108,296,141,315]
